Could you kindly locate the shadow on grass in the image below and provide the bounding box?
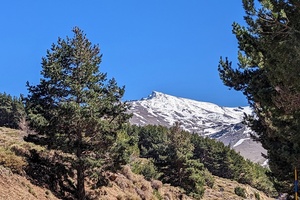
[24,134,77,200]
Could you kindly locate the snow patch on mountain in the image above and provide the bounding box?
[128,91,267,164]
[233,138,250,148]
[130,91,252,134]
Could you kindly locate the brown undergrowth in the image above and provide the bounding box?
[0,127,275,200]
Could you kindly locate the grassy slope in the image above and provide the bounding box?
[0,166,58,200]
[0,127,275,200]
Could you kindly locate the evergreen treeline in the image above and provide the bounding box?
[191,133,274,194]
[125,124,276,197]
[0,93,24,129]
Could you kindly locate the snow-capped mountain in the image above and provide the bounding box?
[128,91,267,164]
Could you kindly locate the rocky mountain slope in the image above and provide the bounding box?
[128,91,267,164]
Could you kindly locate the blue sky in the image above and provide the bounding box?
[1,1,248,107]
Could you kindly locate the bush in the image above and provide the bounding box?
[203,168,214,188]
[131,158,160,180]
[0,147,26,174]
[234,186,247,198]
[254,192,260,200]
[151,180,163,190]
[152,189,163,200]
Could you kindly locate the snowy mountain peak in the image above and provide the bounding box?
[128,91,266,164]
[145,91,161,100]
[131,91,252,133]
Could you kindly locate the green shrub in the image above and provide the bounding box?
[153,189,163,200]
[254,192,260,200]
[203,168,214,188]
[234,186,247,198]
[131,158,160,180]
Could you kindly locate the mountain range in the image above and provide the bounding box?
[128,91,267,165]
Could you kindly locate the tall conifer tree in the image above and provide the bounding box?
[219,0,300,194]
[25,27,131,199]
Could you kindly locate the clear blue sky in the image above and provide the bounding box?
[1,1,248,107]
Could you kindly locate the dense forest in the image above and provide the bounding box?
[1,0,300,199]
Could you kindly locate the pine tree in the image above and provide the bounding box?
[136,124,208,197]
[160,123,206,198]
[218,0,300,194]
[0,93,25,129]
[24,27,131,199]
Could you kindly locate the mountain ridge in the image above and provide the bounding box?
[128,91,267,164]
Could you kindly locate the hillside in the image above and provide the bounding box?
[0,165,274,200]
[0,127,275,199]
[128,91,267,164]
[0,166,58,200]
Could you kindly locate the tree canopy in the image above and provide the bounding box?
[24,27,131,199]
[133,124,275,197]
[218,0,300,194]
[0,93,24,129]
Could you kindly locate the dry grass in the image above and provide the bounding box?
[203,176,275,200]
[90,165,275,200]
[0,127,276,200]
[0,127,45,175]
[90,165,192,200]
[0,127,57,200]
[0,127,44,152]
[0,165,58,200]
[0,146,26,174]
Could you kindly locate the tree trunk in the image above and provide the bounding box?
[76,132,85,200]
[77,163,85,200]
